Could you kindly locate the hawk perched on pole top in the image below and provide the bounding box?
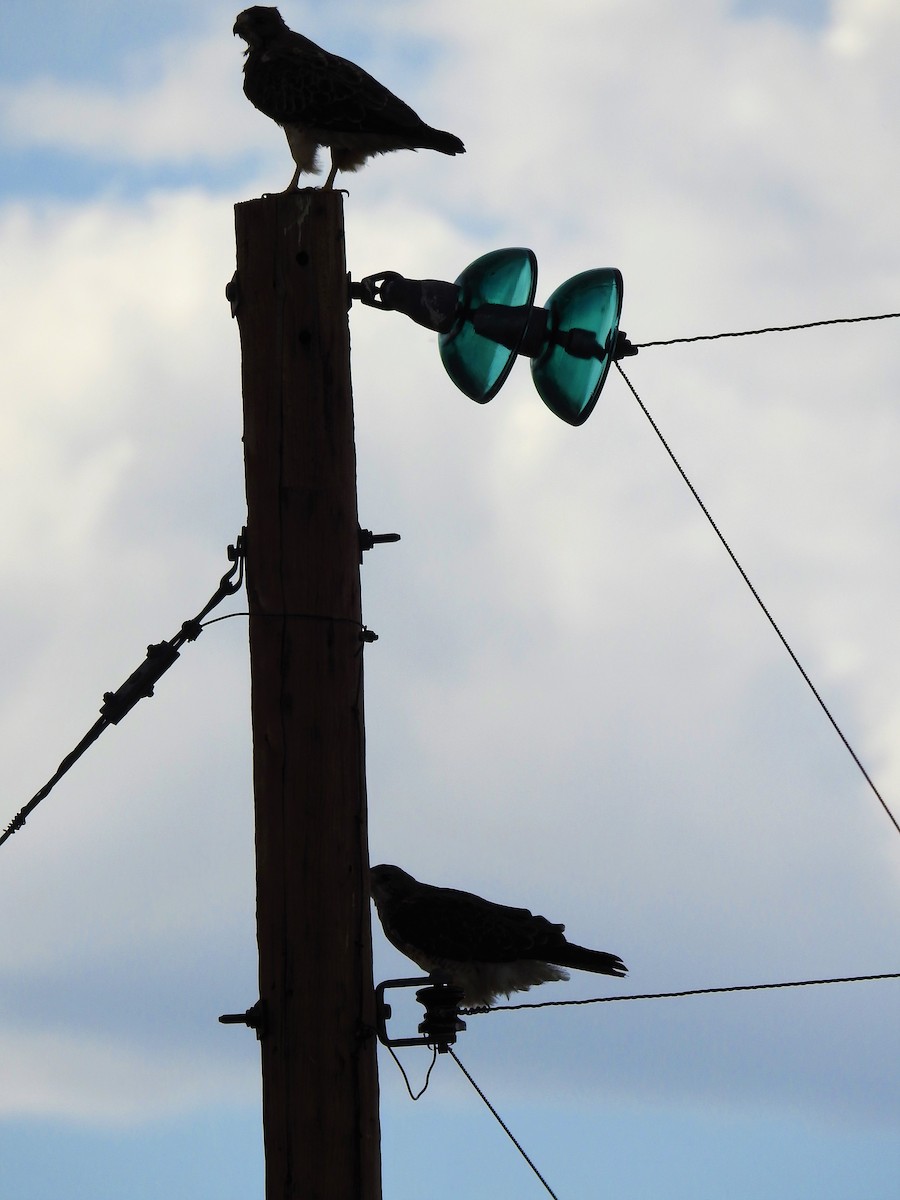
[233,6,466,191]
[370,864,627,1007]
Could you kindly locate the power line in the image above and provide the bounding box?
[461,970,900,1016]
[634,309,900,348]
[614,363,900,840]
[387,971,898,1193]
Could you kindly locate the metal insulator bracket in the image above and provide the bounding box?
[375,975,466,1054]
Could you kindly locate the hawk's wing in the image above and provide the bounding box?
[244,30,432,139]
[385,883,568,965]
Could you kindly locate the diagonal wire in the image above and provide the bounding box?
[1,533,246,849]
[449,1048,560,1200]
[614,363,900,840]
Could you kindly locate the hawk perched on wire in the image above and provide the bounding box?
[233,6,466,190]
[370,864,627,1007]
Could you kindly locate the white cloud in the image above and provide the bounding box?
[0,190,243,575]
[828,0,900,55]
[0,1024,257,1123]
[0,26,259,165]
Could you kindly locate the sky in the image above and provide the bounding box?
[1,0,898,1197]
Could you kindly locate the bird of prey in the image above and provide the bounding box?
[233,6,466,191]
[370,864,627,1007]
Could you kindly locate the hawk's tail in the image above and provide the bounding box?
[418,126,466,156]
[550,943,627,978]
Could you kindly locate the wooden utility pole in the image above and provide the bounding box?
[233,191,382,1200]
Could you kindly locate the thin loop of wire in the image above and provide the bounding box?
[461,970,900,1016]
[635,310,900,348]
[386,1042,437,1101]
[201,611,250,627]
[201,611,376,640]
[614,363,900,840]
[449,1049,560,1200]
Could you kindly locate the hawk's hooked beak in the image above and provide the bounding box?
[233,16,254,48]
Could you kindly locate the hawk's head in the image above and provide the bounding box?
[233,6,288,50]
[370,864,417,905]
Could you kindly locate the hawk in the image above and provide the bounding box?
[233,6,466,190]
[370,864,627,1007]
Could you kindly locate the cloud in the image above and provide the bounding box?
[0,1024,257,1123]
[0,26,259,166]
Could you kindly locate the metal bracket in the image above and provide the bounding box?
[225,271,241,318]
[375,975,466,1053]
[219,999,266,1040]
[359,527,401,558]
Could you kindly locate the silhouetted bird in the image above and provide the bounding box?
[234,6,465,189]
[370,864,627,1006]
